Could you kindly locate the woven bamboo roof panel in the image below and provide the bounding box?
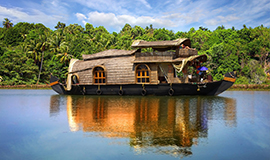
[133,54,207,63]
[71,56,136,85]
[71,56,135,74]
[131,38,191,48]
[82,49,137,61]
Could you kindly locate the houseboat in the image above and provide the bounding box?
[50,38,236,96]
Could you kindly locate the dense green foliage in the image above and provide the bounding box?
[0,18,269,85]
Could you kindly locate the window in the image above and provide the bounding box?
[136,64,150,83]
[71,74,79,84]
[93,66,106,84]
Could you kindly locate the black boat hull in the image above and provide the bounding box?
[50,72,236,96]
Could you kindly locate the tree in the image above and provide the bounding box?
[2,18,13,29]
[121,23,132,34]
[64,24,84,35]
[145,24,155,35]
[153,28,174,40]
[0,20,270,85]
[37,33,50,85]
[85,23,95,35]
[55,48,73,65]
[25,29,50,84]
[26,39,43,65]
[199,26,208,31]
[248,26,270,69]
[49,32,66,53]
[131,26,145,39]
[2,27,23,46]
[55,21,66,30]
[14,22,35,37]
[34,23,49,31]
[190,29,211,50]
[216,25,225,30]
[0,50,38,85]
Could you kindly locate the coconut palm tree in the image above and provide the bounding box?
[54,44,73,65]
[49,32,66,53]
[37,33,50,85]
[54,21,66,30]
[26,32,50,85]
[2,18,13,29]
[27,39,42,65]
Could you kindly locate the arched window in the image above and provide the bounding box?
[93,66,106,84]
[136,64,150,83]
[71,74,79,84]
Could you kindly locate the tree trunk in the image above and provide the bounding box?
[36,51,44,85]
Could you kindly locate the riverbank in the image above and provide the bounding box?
[1,84,270,91]
[0,84,51,89]
[228,84,270,91]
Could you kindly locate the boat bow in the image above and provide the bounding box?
[50,74,66,94]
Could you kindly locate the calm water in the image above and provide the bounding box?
[0,90,269,160]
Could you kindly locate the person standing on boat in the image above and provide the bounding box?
[181,44,190,49]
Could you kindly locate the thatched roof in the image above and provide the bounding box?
[180,54,207,62]
[71,54,135,74]
[133,54,207,63]
[70,56,135,85]
[131,38,191,49]
[82,49,137,61]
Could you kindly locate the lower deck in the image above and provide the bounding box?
[51,79,234,96]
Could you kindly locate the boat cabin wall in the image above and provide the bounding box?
[70,57,171,85]
[72,56,136,85]
[70,56,195,85]
[175,48,198,57]
[71,61,187,85]
[157,63,182,84]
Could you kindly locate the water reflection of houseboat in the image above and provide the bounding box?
[50,38,236,96]
[50,96,236,157]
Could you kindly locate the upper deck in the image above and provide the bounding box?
[132,38,198,63]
